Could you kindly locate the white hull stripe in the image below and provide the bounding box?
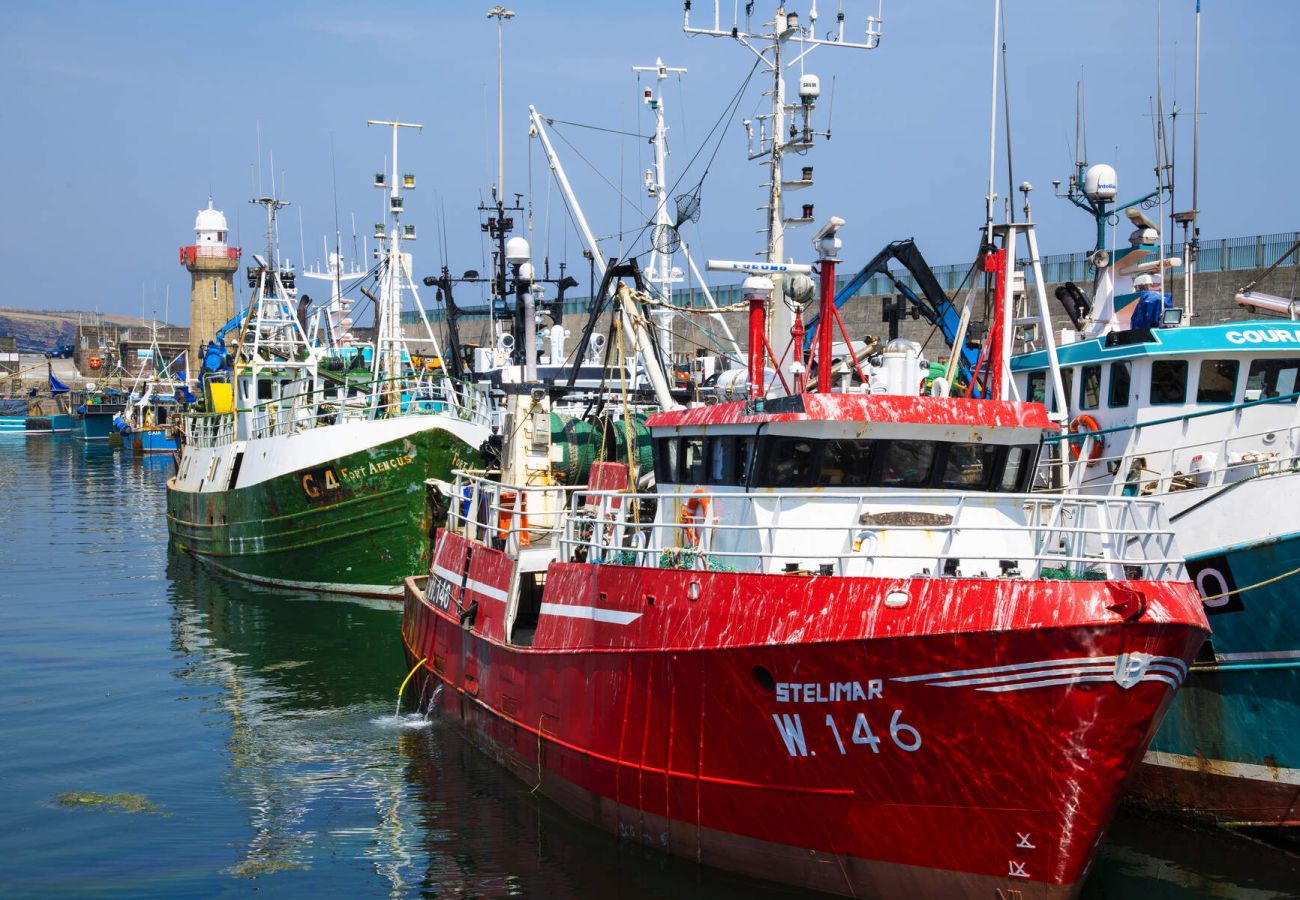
[431,565,508,603]
[1143,750,1300,787]
[895,655,1188,692]
[539,602,642,625]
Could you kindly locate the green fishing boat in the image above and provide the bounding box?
[168,136,493,598]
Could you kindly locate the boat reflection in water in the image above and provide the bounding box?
[166,549,416,886]
[165,551,782,898]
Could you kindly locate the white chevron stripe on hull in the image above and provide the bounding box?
[894,654,1189,692]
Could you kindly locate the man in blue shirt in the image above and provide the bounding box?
[1130,273,1169,329]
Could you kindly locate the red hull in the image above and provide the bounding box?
[403,530,1208,898]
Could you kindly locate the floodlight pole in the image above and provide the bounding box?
[488,6,516,199]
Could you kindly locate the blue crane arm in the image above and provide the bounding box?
[804,239,979,380]
[213,308,248,345]
[201,308,250,374]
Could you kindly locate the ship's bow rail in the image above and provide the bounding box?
[446,471,1185,582]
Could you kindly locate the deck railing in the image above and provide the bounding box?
[446,472,1183,582]
[181,374,495,449]
[447,471,583,554]
[563,488,1181,581]
[1047,393,1300,497]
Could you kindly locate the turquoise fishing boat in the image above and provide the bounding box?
[1,368,73,434]
[1011,159,1300,826]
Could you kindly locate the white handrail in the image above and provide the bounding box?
[446,471,1184,582]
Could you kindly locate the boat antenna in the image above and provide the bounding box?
[1000,12,1015,223]
[256,121,263,198]
[487,6,515,200]
[1190,0,1201,318]
[985,0,1001,243]
[330,133,343,312]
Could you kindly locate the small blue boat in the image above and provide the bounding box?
[114,382,187,454]
[72,386,129,442]
[1,369,73,434]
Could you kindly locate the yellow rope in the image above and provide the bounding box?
[396,656,428,704]
[616,313,637,495]
[1197,562,1300,603]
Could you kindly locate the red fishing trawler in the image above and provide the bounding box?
[401,204,1209,895]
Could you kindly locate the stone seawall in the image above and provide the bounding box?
[516,261,1300,369]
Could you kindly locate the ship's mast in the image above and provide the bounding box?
[367,119,422,415]
[684,2,882,386]
[634,57,688,307]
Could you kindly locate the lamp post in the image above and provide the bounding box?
[486,6,515,199]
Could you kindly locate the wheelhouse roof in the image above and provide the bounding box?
[1013,321,1300,371]
[647,392,1055,431]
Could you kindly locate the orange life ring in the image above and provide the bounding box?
[1068,414,1105,464]
[88,357,103,369]
[678,488,711,547]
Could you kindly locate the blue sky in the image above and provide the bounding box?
[2,1,1295,323]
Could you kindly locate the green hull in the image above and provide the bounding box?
[166,428,480,597]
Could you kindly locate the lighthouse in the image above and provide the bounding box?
[179,198,240,377]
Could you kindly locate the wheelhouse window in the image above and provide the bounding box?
[682,437,706,484]
[940,442,999,490]
[822,439,875,487]
[1150,359,1188,404]
[1197,359,1239,404]
[1080,365,1101,410]
[737,436,756,484]
[1245,358,1300,402]
[738,436,1039,492]
[1026,370,1047,405]
[1108,361,1131,407]
[760,436,817,487]
[1052,368,1074,414]
[879,440,936,488]
[707,437,735,485]
[998,445,1036,492]
[655,437,679,484]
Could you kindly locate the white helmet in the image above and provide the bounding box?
[1133,274,1154,289]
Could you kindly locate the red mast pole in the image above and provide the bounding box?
[983,247,1007,400]
[745,276,772,400]
[817,258,836,394]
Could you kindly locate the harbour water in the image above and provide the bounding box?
[2,436,1296,899]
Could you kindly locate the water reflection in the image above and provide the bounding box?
[167,549,423,890]
[1085,812,1300,899]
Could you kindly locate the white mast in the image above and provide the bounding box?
[631,58,742,363]
[367,119,430,416]
[684,2,883,387]
[529,107,680,410]
[633,57,688,306]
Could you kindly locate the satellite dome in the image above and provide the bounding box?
[1083,164,1118,203]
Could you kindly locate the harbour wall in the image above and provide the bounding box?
[510,258,1300,369]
